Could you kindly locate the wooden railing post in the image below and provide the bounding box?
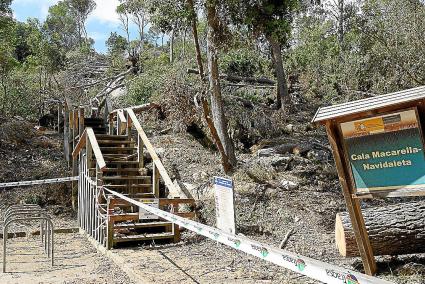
[96,164,103,243]
[126,111,132,140]
[106,197,114,250]
[72,158,78,210]
[138,135,144,169]
[57,102,62,133]
[79,107,85,137]
[153,164,160,197]
[109,113,114,135]
[64,104,70,165]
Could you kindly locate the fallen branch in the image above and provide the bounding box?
[187,68,276,85]
[279,228,295,249]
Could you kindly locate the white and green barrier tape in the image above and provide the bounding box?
[104,187,394,284]
[0,176,79,188]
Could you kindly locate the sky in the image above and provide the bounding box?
[11,0,142,53]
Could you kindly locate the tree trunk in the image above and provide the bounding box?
[335,201,425,257]
[187,0,204,80]
[205,1,237,171]
[268,37,289,109]
[338,0,344,51]
[169,29,174,63]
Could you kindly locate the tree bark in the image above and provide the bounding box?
[338,0,344,51]
[335,201,425,257]
[187,0,204,80]
[268,37,289,109]
[205,1,237,171]
[169,28,174,63]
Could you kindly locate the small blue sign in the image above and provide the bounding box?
[214,177,233,188]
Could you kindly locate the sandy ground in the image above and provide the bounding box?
[0,233,133,284]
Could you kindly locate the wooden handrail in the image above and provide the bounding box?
[126,109,191,198]
[72,127,106,170]
[109,103,160,118]
[117,109,127,123]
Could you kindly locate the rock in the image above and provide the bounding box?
[306,150,318,160]
[192,171,208,182]
[285,124,294,133]
[304,124,315,132]
[280,180,298,190]
[395,262,425,276]
[257,148,275,157]
[34,125,46,131]
[53,206,64,215]
[155,147,165,157]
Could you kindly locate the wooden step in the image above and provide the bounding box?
[114,232,174,243]
[106,193,156,199]
[99,168,142,173]
[102,175,150,181]
[103,154,136,157]
[96,134,129,140]
[100,147,137,152]
[110,213,139,222]
[103,184,152,189]
[98,140,134,145]
[114,222,171,229]
[103,156,137,162]
[85,118,104,122]
[104,161,140,165]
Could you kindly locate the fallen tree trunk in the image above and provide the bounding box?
[187,68,276,85]
[335,201,425,257]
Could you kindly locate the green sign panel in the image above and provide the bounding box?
[341,109,425,194]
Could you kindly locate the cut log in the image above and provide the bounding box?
[335,201,425,257]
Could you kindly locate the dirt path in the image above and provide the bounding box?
[0,233,134,284]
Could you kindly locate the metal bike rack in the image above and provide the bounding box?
[2,204,54,273]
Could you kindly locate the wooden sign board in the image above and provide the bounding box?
[214,176,236,235]
[340,108,425,197]
[138,199,159,220]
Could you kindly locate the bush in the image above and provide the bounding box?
[220,48,271,77]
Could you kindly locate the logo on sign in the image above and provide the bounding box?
[227,237,241,248]
[251,244,269,257]
[282,254,307,272]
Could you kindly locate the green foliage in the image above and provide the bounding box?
[227,0,298,44]
[220,48,270,77]
[106,32,128,54]
[24,194,44,206]
[144,0,190,33]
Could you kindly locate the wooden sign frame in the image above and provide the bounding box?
[313,87,425,276]
[339,107,425,199]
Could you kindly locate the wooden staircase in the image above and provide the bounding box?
[71,107,195,249]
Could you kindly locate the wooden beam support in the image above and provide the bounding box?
[325,121,377,275]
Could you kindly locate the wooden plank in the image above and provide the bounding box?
[153,164,160,197]
[117,109,127,135]
[72,130,87,159]
[87,128,106,170]
[127,109,191,199]
[64,106,70,165]
[79,107,85,137]
[325,121,377,275]
[106,197,114,249]
[174,212,195,218]
[159,199,195,206]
